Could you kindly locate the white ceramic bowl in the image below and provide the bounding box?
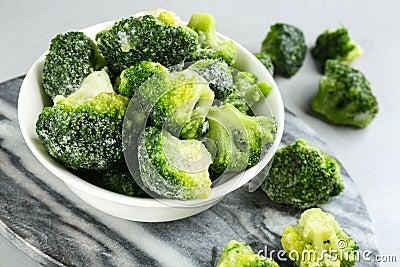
[18,21,284,222]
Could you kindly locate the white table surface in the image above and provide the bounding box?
[1,0,398,266]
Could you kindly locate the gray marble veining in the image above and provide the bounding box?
[0,77,379,266]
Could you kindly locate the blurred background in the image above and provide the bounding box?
[0,0,399,266]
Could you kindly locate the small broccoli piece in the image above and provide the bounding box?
[96,12,198,77]
[137,69,214,139]
[116,60,167,98]
[226,72,272,114]
[138,126,212,200]
[262,139,344,209]
[311,26,363,70]
[255,52,274,76]
[187,13,237,65]
[42,31,105,99]
[36,71,129,171]
[79,167,147,197]
[217,240,280,267]
[188,59,233,101]
[282,208,358,267]
[311,60,378,128]
[206,104,276,176]
[261,23,306,77]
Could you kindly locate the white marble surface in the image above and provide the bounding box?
[0,0,398,266]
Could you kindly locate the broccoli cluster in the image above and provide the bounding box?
[312,26,363,70]
[312,60,378,128]
[260,23,307,77]
[262,139,344,209]
[96,12,198,78]
[42,32,105,99]
[37,10,276,200]
[217,240,280,267]
[282,208,358,267]
[255,52,274,76]
[187,13,237,65]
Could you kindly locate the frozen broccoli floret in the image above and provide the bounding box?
[206,103,276,176]
[138,126,212,200]
[311,60,378,128]
[217,240,280,267]
[187,13,237,65]
[188,59,233,101]
[96,12,198,78]
[79,167,147,197]
[116,60,167,98]
[311,26,363,70]
[36,71,129,171]
[261,23,306,77]
[282,208,358,267]
[42,31,105,99]
[262,139,344,209]
[226,72,272,115]
[137,69,214,139]
[255,52,274,76]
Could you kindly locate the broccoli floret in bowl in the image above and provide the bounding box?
[217,240,280,267]
[311,59,378,128]
[262,139,344,209]
[187,13,237,65]
[261,23,306,77]
[36,70,129,172]
[282,208,358,267]
[96,12,198,78]
[207,103,277,177]
[311,26,363,70]
[42,31,105,99]
[138,126,212,200]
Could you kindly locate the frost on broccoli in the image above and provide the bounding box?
[96,12,198,78]
[311,60,378,128]
[255,52,274,76]
[311,26,363,70]
[227,71,272,115]
[138,126,212,200]
[282,208,358,267]
[261,23,306,77]
[187,13,237,65]
[217,240,280,267]
[262,139,344,209]
[188,59,233,101]
[36,71,129,171]
[116,60,167,98]
[42,31,105,99]
[206,103,276,177]
[137,69,214,139]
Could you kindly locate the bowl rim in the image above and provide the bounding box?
[18,20,284,208]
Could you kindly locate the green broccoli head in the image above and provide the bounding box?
[255,52,275,76]
[137,69,214,139]
[262,139,344,209]
[137,126,212,200]
[42,31,105,99]
[206,103,277,176]
[217,240,280,267]
[282,208,358,267]
[311,26,363,70]
[96,12,198,78]
[261,23,306,77]
[36,71,129,171]
[311,60,378,128]
[225,72,272,115]
[116,60,167,98]
[188,59,234,101]
[187,13,237,65]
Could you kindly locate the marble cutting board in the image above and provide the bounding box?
[0,76,379,267]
